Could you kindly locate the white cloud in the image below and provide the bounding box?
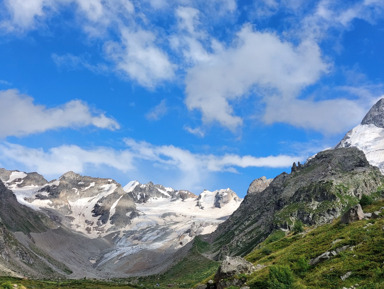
[298,0,384,42]
[0,89,119,138]
[185,25,329,131]
[0,138,302,192]
[2,0,47,30]
[146,99,168,121]
[0,142,133,177]
[263,98,369,135]
[104,28,175,88]
[184,126,205,137]
[124,138,302,189]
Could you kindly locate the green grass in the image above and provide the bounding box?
[243,199,384,288]
[0,277,137,289]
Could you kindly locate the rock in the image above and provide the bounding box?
[340,271,352,281]
[310,251,332,266]
[372,211,381,219]
[214,256,255,289]
[361,98,384,128]
[247,177,272,194]
[310,245,350,266]
[364,212,372,219]
[340,204,365,224]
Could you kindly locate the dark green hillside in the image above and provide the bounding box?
[238,200,384,288]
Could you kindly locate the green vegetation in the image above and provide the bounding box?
[244,199,384,288]
[292,220,303,234]
[0,277,136,289]
[268,265,294,289]
[360,194,374,207]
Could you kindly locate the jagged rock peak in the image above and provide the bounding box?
[125,180,196,203]
[247,176,273,194]
[60,171,82,180]
[361,98,384,128]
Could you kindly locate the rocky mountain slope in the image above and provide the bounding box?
[207,147,384,258]
[337,98,384,172]
[0,169,242,278]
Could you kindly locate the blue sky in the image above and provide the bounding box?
[0,0,383,196]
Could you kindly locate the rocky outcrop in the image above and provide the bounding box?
[309,245,351,266]
[208,147,384,258]
[340,204,365,224]
[125,181,196,203]
[361,98,384,128]
[247,176,273,195]
[214,256,255,289]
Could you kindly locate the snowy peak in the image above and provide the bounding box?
[124,181,197,203]
[337,98,384,173]
[361,98,384,127]
[0,168,48,188]
[197,188,241,209]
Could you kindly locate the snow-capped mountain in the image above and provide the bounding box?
[0,168,242,277]
[337,98,384,172]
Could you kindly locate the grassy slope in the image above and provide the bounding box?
[244,200,384,289]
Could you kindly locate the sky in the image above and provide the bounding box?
[0,0,383,197]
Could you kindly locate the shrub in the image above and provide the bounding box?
[293,255,310,275]
[293,220,304,234]
[360,194,374,207]
[0,281,13,289]
[265,230,286,244]
[268,265,294,289]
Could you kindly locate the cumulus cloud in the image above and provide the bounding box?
[0,89,119,138]
[185,25,329,131]
[104,28,175,88]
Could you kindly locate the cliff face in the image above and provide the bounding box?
[208,147,384,258]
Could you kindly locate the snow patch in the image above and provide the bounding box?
[123,181,139,192]
[7,171,27,183]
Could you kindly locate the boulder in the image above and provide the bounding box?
[340,204,365,224]
[214,256,255,289]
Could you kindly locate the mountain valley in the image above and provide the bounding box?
[1,99,384,288]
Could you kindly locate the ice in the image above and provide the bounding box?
[7,171,27,183]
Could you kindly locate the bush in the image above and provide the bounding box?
[268,265,294,289]
[293,220,304,234]
[0,281,13,289]
[293,255,310,276]
[265,230,286,244]
[360,194,374,207]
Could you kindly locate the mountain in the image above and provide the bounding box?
[206,147,384,258]
[0,169,242,278]
[337,98,384,172]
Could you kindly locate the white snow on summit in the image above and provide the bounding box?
[337,123,384,173]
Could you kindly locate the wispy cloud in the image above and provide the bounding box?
[146,99,168,121]
[0,89,119,138]
[0,139,302,192]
